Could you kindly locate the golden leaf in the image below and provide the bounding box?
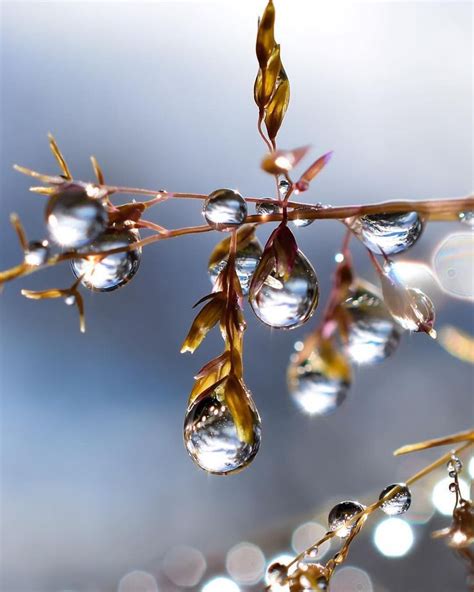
[255,44,281,108]
[48,133,72,180]
[261,145,310,175]
[224,374,256,444]
[90,156,105,185]
[264,76,290,141]
[256,0,275,69]
[10,213,28,252]
[181,295,226,354]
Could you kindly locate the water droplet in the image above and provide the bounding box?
[328,501,366,538]
[250,250,319,329]
[183,382,261,475]
[287,350,349,416]
[447,456,463,478]
[433,233,474,300]
[390,287,434,332]
[379,483,412,515]
[64,294,76,306]
[343,283,401,364]
[203,189,247,231]
[356,211,423,255]
[45,184,108,248]
[278,178,291,199]
[256,201,280,216]
[71,229,141,292]
[24,240,50,266]
[292,215,315,228]
[266,562,288,585]
[209,238,262,295]
[459,211,474,226]
[381,265,436,334]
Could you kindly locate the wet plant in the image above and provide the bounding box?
[0,0,472,480]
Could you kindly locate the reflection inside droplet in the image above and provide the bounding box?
[250,250,319,329]
[356,211,423,255]
[184,383,261,475]
[209,238,262,295]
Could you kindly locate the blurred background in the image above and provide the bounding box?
[1,1,472,591]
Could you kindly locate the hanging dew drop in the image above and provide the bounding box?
[287,348,350,416]
[343,282,401,365]
[250,250,319,329]
[328,500,366,538]
[379,483,412,516]
[203,189,247,231]
[183,382,261,475]
[356,211,423,255]
[208,237,263,295]
[71,229,141,292]
[45,183,108,248]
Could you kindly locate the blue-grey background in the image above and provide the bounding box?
[0,1,472,591]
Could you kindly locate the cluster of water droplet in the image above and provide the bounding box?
[342,282,401,365]
[250,251,319,329]
[41,183,143,293]
[183,382,261,475]
[356,211,423,255]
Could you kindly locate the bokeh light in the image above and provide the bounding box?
[432,477,470,515]
[291,521,330,558]
[330,566,373,592]
[373,518,414,558]
[201,576,240,592]
[117,570,159,592]
[226,542,265,585]
[162,545,207,587]
[432,232,474,300]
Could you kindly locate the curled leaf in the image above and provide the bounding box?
[264,76,290,141]
[296,151,333,191]
[261,145,310,175]
[224,374,256,444]
[256,0,275,69]
[48,133,72,180]
[181,294,226,353]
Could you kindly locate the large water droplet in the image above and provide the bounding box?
[208,237,262,295]
[379,483,412,516]
[389,287,435,332]
[356,211,423,255]
[328,501,366,538]
[203,189,247,231]
[24,240,50,266]
[288,350,349,416]
[343,283,401,364]
[71,229,141,291]
[45,184,108,248]
[250,250,319,329]
[183,383,261,475]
